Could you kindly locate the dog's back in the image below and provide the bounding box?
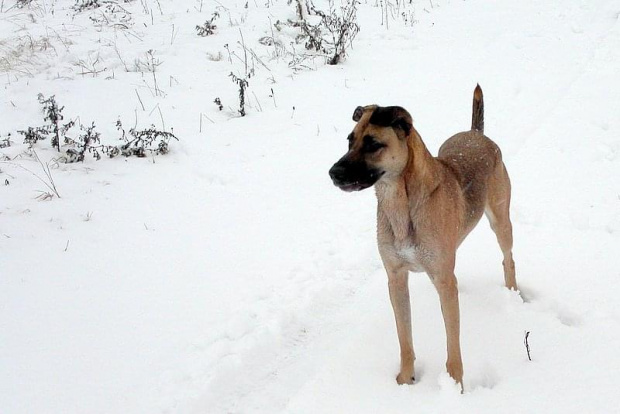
[437,86,508,236]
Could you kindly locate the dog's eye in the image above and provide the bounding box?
[347,133,354,149]
[363,135,386,153]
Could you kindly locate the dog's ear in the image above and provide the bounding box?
[352,106,364,122]
[369,106,413,137]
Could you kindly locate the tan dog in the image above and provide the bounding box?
[328,85,517,388]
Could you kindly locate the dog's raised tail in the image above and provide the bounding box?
[471,84,484,133]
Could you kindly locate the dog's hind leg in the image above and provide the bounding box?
[387,267,416,385]
[485,162,517,290]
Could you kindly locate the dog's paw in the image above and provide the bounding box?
[446,360,464,389]
[396,372,415,385]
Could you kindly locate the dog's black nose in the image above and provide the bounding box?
[329,164,347,184]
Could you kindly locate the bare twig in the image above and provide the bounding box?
[252,91,263,112]
[157,106,166,132]
[135,89,145,111]
[199,112,216,133]
[114,44,129,71]
[170,24,178,45]
[524,331,532,361]
[238,28,248,75]
[269,88,277,108]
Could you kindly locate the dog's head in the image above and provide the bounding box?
[329,105,413,192]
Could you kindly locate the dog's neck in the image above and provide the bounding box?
[375,127,440,245]
[403,127,441,196]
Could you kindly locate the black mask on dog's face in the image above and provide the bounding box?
[328,154,385,192]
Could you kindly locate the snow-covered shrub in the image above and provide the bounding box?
[115,120,179,158]
[64,123,102,162]
[196,12,219,37]
[62,121,179,162]
[73,0,102,12]
[15,95,178,162]
[0,134,13,149]
[18,126,49,146]
[214,97,224,111]
[88,2,134,28]
[229,73,250,117]
[73,0,135,16]
[281,0,360,65]
[38,94,76,152]
[17,95,75,151]
[15,0,36,8]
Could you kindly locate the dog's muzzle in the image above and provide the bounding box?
[329,159,384,192]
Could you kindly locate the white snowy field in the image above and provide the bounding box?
[1,0,620,413]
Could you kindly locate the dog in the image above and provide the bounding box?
[328,85,517,388]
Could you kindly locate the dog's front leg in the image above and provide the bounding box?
[387,266,415,385]
[430,268,463,389]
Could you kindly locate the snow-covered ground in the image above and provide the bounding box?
[1,0,620,413]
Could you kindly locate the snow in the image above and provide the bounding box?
[1,0,620,413]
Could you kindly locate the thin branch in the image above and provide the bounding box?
[524,331,532,361]
[135,89,145,111]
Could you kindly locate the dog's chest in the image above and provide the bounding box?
[376,183,432,272]
[394,242,429,273]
